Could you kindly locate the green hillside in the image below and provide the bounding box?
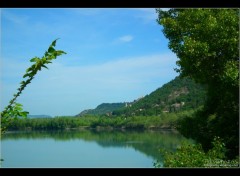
[76,103,126,116]
[112,76,207,116]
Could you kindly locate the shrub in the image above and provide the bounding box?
[155,136,239,168]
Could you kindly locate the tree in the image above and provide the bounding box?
[0,39,66,134]
[156,9,238,85]
[156,9,239,159]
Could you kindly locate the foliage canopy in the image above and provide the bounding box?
[156,8,239,159]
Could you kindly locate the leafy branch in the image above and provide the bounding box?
[0,39,66,134]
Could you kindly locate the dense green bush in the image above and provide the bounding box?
[177,107,239,160]
[154,137,239,168]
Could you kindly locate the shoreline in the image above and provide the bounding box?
[4,126,179,133]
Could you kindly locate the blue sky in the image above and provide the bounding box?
[1,8,179,116]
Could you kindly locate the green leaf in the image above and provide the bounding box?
[41,57,46,62]
[23,73,30,78]
[30,57,39,62]
[56,50,67,56]
[14,104,23,111]
[44,51,49,57]
[26,68,31,73]
[26,79,32,84]
[19,111,29,118]
[48,46,55,53]
[45,60,52,64]
[51,38,59,47]
[14,103,22,107]
[52,40,56,47]
[42,65,48,69]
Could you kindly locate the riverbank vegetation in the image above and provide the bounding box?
[7,110,195,131]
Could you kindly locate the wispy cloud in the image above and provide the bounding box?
[111,35,134,45]
[118,35,133,43]
[27,53,177,90]
[1,8,175,116]
[2,10,29,25]
[1,52,178,116]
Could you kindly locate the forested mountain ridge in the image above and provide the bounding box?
[112,76,207,116]
[76,103,126,116]
[77,76,207,117]
[27,115,52,118]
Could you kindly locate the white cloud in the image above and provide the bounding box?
[1,52,178,116]
[118,35,133,43]
[28,53,177,90]
[1,8,177,116]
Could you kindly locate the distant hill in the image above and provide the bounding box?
[76,76,207,117]
[27,115,52,118]
[112,76,207,116]
[76,103,127,116]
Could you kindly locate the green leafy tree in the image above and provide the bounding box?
[156,9,239,159]
[0,39,66,134]
[156,9,238,85]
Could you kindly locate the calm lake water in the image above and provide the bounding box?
[1,129,193,168]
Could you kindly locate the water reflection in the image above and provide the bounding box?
[1,129,193,168]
